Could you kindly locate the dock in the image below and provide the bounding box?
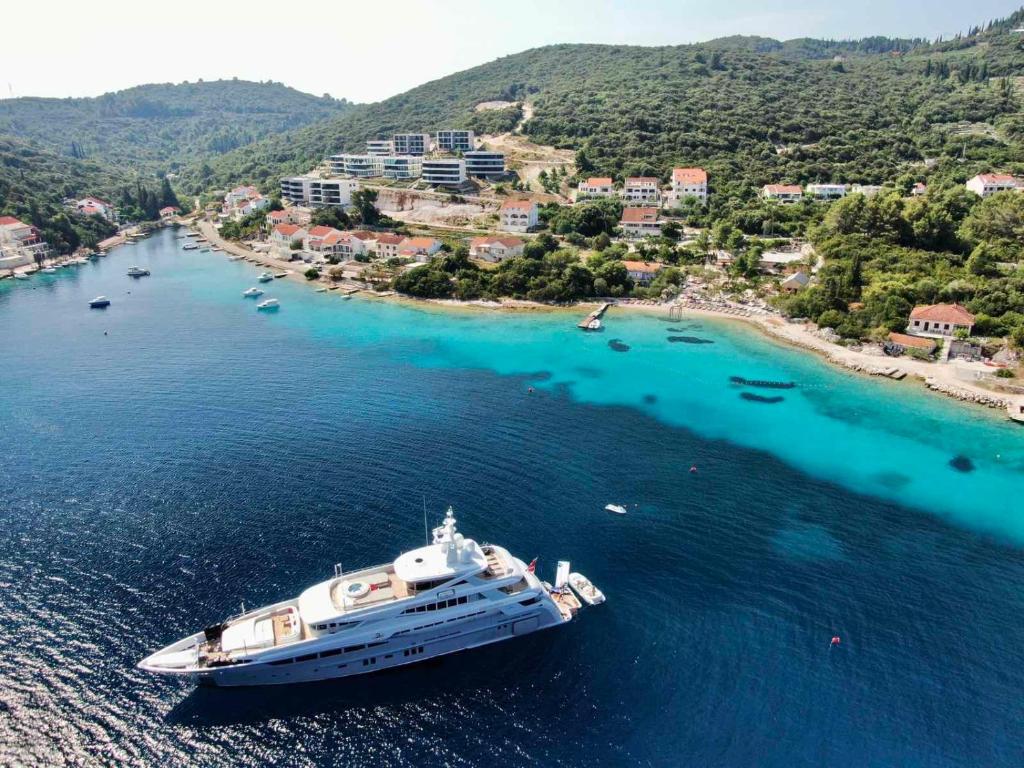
[577,302,612,330]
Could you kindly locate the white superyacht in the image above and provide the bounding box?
[139,509,582,686]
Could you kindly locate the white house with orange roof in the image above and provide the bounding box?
[374,233,405,260]
[266,208,311,228]
[468,235,525,262]
[398,236,442,262]
[159,206,180,219]
[621,260,664,285]
[499,199,538,232]
[577,177,615,200]
[667,168,708,206]
[619,207,661,238]
[270,223,309,253]
[907,304,975,337]
[762,184,803,203]
[75,196,117,221]
[622,177,661,205]
[0,215,50,264]
[966,174,1020,198]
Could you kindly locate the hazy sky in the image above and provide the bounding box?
[1,0,1019,103]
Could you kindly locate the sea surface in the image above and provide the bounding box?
[1,228,1022,767]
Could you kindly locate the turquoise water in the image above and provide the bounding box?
[2,228,1023,766]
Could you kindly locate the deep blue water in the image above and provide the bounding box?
[1,228,1022,767]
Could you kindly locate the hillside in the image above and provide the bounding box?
[179,12,1024,199]
[0,80,353,175]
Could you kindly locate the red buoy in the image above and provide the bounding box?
[689,466,697,473]
[831,636,841,646]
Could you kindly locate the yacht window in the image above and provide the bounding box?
[268,658,294,666]
[296,653,317,663]
[319,648,342,659]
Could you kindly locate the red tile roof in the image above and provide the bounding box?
[975,173,1017,184]
[0,216,25,226]
[583,177,613,187]
[500,199,536,211]
[620,207,659,223]
[888,332,937,350]
[307,225,336,238]
[350,231,378,240]
[621,260,664,272]
[375,233,405,245]
[909,303,975,325]
[401,236,440,250]
[673,167,707,184]
[470,236,524,249]
[273,223,303,237]
[624,177,659,185]
[763,184,803,195]
[268,210,289,220]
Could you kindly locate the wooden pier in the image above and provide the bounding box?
[578,302,612,330]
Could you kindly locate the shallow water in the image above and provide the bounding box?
[0,229,1021,767]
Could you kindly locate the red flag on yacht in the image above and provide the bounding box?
[527,558,537,573]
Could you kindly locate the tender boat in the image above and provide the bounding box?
[127,266,150,277]
[568,573,605,606]
[138,508,578,687]
[183,243,199,250]
[586,318,601,331]
[243,287,264,298]
[89,296,111,308]
[14,273,30,280]
[256,298,280,311]
[41,267,57,274]
[604,504,627,515]
[258,272,274,283]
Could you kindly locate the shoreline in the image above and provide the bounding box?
[187,220,1023,421]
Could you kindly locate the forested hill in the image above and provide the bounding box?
[0,80,353,174]
[179,10,1024,196]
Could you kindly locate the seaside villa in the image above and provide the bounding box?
[621,260,664,286]
[468,236,525,262]
[907,304,975,337]
[965,173,1020,198]
[577,177,616,199]
[667,168,708,206]
[762,184,803,203]
[619,207,661,238]
[499,200,538,232]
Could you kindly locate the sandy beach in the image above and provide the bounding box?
[189,219,1024,419]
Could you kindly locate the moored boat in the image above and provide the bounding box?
[89,296,111,308]
[138,508,579,687]
[258,272,274,283]
[604,503,627,515]
[256,298,280,311]
[243,287,264,298]
[127,266,150,277]
[568,573,605,606]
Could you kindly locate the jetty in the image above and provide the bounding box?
[578,302,612,330]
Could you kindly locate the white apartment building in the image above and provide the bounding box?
[577,177,615,199]
[622,177,661,205]
[498,200,539,232]
[0,215,50,263]
[374,233,405,260]
[366,139,394,156]
[393,133,432,155]
[421,158,467,187]
[468,236,525,262]
[851,184,883,196]
[806,183,848,201]
[224,185,259,207]
[436,130,476,153]
[762,184,804,203]
[280,176,359,208]
[328,154,384,178]
[668,168,708,206]
[464,151,506,179]
[966,173,1020,197]
[382,155,423,180]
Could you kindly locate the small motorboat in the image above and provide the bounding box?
[228,255,244,261]
[242,287,264,298]
[586,318,601,331]
[41,267,57,274]
[13,273,30,280]
[568,573,605,606]
[256,298,280,311]
[89,296,111,308]
[182,243,199,250]
[257,272,274,283]
[604,503,627,515]
[127,266,150,277]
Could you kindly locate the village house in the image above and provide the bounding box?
[577,177,615,199]
[619,207,661,238]
[780,271,810,292]
[907,303,976,337]
[911,182,927,196]
[499,199,538,232]
[303,226,346,260]
[621,177,661,205]
[234,195,270,219]
[159,206,180,219]
[373,233,405,260]
[667,168,708,206]
[0,215,50,265]
[806,183,848,201]
[350,231,379,254]
[224,185,260,207]
[468,236,525,262]
[266,208,312,228]
[398,236,442,262]
[966,173,1020,198]
[851,184,883,197]
[886,332,937,357]
[621,260,664,286]
[270,223,308,253]
[75,196,117,221]
[762,184,803,203]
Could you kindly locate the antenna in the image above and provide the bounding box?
[422,495,429,544]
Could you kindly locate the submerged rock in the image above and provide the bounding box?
[643,394,657,404]
[608,339,630,352]
[949,455,975,473]
[667,336,714,345]
[740,392,785,404]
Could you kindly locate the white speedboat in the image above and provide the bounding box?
[257,272,274,283]
[89,296,111,308]
[41,267,57,274]
[13,273,29,280]
[139,508,577,687]
[243,287,264,298]
[183,243,199,250]
[127,266,150,277]
[256,298,280,311]
[73,257,89,265]
[604,504,627,515]
[586,318,601,331]
[568,573,605,606]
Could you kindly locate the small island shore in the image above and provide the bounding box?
[190,220,1023,420]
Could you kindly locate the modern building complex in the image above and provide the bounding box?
[966,173,1020,197]
[328,154,384,178]
[280,176,359,208]
[499,200,539,232]
[436,130,476,153]
[421,158,467,187]
[619,207,662,238]
[668,168,708,205]
[392,133,432,155]
[382,156,423,180]
[366,139,394,156]
[622,177,661,205]
[464,151,506,179]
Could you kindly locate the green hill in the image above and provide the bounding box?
[178,12,1024,198]
[0,79,353,175]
